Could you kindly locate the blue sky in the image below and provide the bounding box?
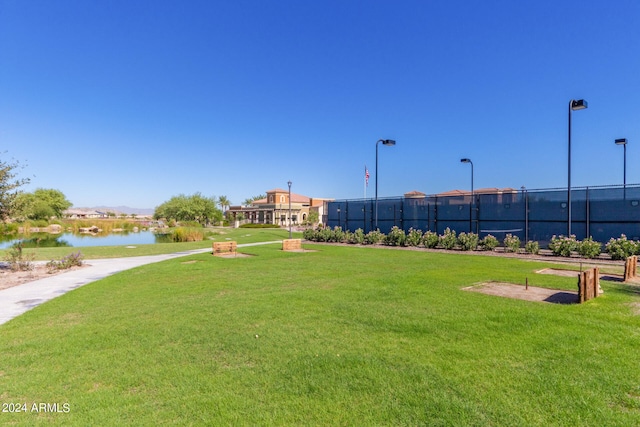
[1,0,639,209]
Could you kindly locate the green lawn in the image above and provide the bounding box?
[1,244,640,425]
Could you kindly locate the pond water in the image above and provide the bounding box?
[0,231,173,249]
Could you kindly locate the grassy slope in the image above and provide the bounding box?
[1,244,640,425]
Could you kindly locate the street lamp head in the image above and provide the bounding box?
[571,99,588,110]
[615,138,628,146]
[287,180,292,188]
[460,158,472,164]
[378,139,396,146]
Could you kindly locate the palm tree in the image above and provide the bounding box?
[218,195,230,213]
[243,194,266,205]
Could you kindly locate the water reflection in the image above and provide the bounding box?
[0,231,173,249]
[8,234,72,248]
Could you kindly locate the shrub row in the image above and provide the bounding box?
[547,234,638,259]
[303,226,537,253]
[239,223,283,229]
[548,235,602,258]
[304,226,640,260]
[604,234,640,260]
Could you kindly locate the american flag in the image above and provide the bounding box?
[365,166,370,186]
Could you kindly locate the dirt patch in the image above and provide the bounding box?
[463,281,578,304]
[536,268,624,282]
[0,263,87,291]
[213,252,253,258]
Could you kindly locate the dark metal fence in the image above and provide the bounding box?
[324,185,640,247]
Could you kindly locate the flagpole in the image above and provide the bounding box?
[364,165,367,199]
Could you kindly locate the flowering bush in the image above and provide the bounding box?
[46,251,84,273]
[330,226,346,243]
[479,234,499,251]
[457,232,479,251]
[302,227,316,240]
[364,229,384,245]
[439,228,457,250]
[548,235,578,257]
[347,228,366,244]
[525,240,540,255]
[605,234,638,260]
[423,231,439,248]
[384,226,406,246]
[303,225,335,242]
[318,226,333,242]
[503,234,521,253]
[343,230,353,243]
[577,237,602,259]
[406,228,423,247]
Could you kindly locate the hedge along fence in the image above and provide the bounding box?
[303,226,521,253]
[303,225,640,260]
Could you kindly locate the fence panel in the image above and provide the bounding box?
[477,193,526,241]
[325,185,640,246]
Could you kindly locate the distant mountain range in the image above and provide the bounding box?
[74,206,155,216]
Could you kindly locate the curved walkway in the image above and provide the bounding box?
[0,241,280,326]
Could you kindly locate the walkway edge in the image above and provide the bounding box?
[0,241,281,326]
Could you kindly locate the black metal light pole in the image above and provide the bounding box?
[375,139,396,229]
[567,99,588,236]
[287,180,292,238]
[460,158,474,232]
[615,138,628,190]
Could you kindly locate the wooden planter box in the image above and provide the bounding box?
[282,239,302,251]
[213,241,237,256]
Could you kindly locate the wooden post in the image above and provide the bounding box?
[578,267,600,303]
[624,255,638,281]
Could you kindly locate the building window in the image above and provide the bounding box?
[280,195,285,203]
[269,195,274,203]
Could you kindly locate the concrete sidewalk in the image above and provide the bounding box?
[0,241,279,325]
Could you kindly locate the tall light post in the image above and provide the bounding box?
[287,180,292,239]
[375,139,396,229]
[567,99,588,236]
[615,138,628,192]
[460,158,474,232]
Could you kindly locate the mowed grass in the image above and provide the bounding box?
[2,244,640,425]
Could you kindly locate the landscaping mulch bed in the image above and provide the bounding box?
[463,281,579,304]
[0,262,86,291]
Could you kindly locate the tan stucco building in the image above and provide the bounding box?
[228,188,331,226]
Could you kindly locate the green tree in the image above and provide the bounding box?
[154,193,222,225]
[13,188,72,220]
[35,188,72,218]
[307,210,319,225]
[0,154,30,221]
